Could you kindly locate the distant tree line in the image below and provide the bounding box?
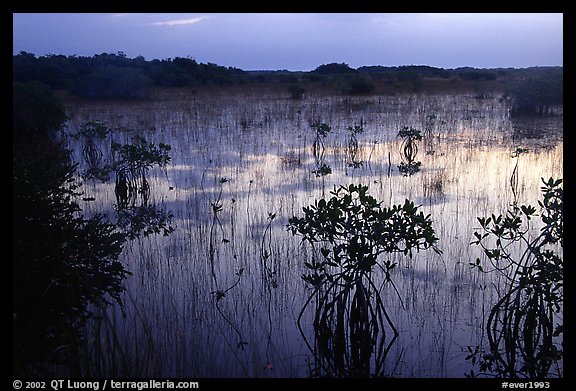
[306,63,503,95]
[13,53,563,105]
[13,51,247,99]
[506,67,563,116]
[308,63,562,110]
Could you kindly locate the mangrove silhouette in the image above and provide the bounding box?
[345,122,365,170]
[288,184,441,377]
[467,178,563,378]
[310,121,333,178]
[13,82,130,376]
[397,126,422,176]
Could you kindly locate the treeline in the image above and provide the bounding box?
[312,62,503,80]
[360,64,499,81]
[253,63,501,87]
[505,67,563,116]
[309,62,561,87]
[13,53,563,110]
[301,63,452,95]
[13,51,247,99]
[307,63,563,114]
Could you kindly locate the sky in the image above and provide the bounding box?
[12,13,563,71]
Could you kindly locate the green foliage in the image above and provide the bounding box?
[13,52,247,98]
[289,184,440,287]
[457,70,497,81]
[311,121,332,138]
[13,52,80,89]
[14,52,565,105]
[394,70,422,91]
[72,65,153,99]
[111,135,171,179]
[288,184,440,377]
[71,122,175,239]
[358,65,450,79]
[397,126,422,140]
[73,123,172,188]
[467,178,563,378]
[73,121,112,140]
[109,135,174,238]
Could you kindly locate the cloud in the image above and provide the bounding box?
[151,16,208,26]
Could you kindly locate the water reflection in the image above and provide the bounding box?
[397,126,422,176]
[303,280,397,378]
[115,185,175,241]
[311,121,333,177]
[345,122,365,170]
[64,90,562,378]
[72,121,112,182]
[73,125,176,240]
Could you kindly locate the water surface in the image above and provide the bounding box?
[64,87,563,377]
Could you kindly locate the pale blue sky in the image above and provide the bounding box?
[12,13,563,71]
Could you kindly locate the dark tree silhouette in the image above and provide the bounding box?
[13,52,247,98]
[313,62,357,74]
[13,82,130,376]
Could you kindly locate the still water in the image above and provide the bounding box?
[63,87,562,377]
